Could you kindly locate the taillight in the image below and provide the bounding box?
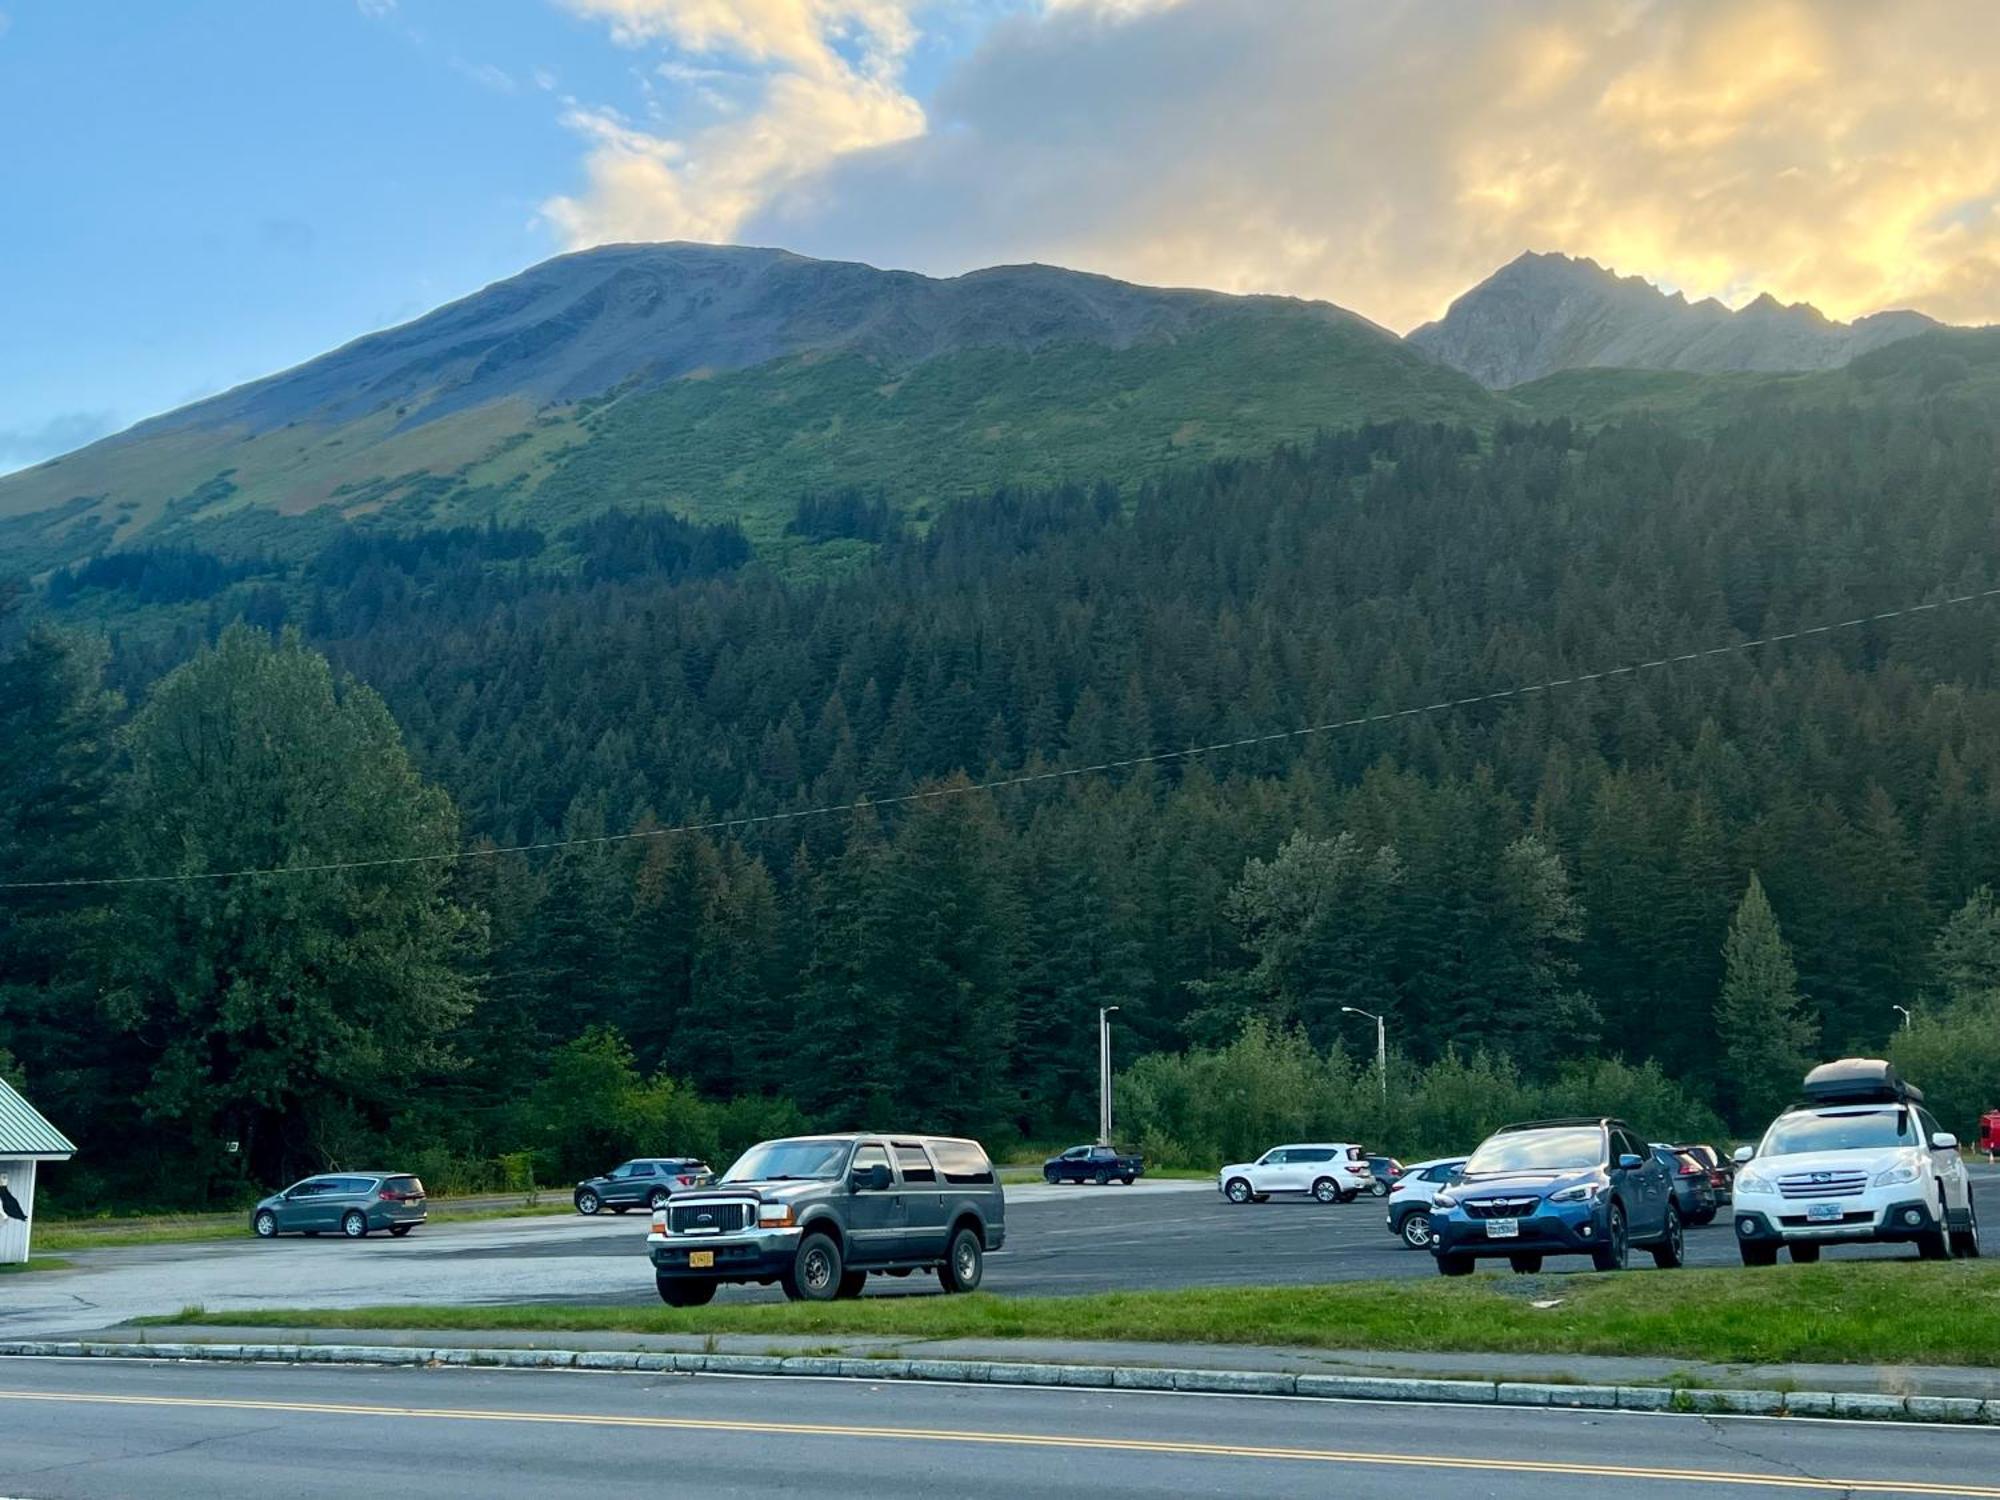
[378,1190,398,1201]
[1388,1181,1406,1194]
[677,1175,696,1186]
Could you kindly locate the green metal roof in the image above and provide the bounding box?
[0,1077,76,1157]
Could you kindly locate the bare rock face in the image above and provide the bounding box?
[1408,252,1941,388]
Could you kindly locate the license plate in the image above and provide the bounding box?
[1807,1203,1842,1223]
[689,1250,715,1268]
[1485,1217,1520,1239]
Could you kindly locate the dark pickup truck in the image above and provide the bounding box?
[648,1133,1005,1305]
[1043,1144,1144,1185]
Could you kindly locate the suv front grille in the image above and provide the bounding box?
[1465,1197,1541,1219]
[1777,1172,1868,1200]
[669,1200,752,1235]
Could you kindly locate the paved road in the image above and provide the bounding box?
[8,1172,1994,1336]
[1,1357,1996,1499]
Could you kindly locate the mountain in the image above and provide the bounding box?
[1408,251,1942,388]
[0,243,1498,569]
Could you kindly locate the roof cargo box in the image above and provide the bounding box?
[1802,1057,1923,1106]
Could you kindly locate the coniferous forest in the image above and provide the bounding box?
[10,391,2000,1210]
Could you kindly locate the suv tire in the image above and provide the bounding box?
[1508,1254,1543,1274]
[782,1232,843,1302]
[1095,1168,1111,1186]
[1044,1167,1059,1184]
[648,1188,671,1210]
[1224,1177,1251,1204]
[1312,1177,1339,1204]
[576,1190,601,1216]
[1399,1211,1433,1249]
[1951,1192,1981,1259]
[1918,1193,1952,1260]
[1371,1180,1390,1198]
[658,1278,718,1307]
[1740,1241,1779,1267]
[1436,1254,1474,1277]
[1649,1205,1686,1269]
[939,1227,984,1293]
[341,1210,368,1239]
[1788,1242,1821,1264]
[253,1210,278,1238]
[1589,1203,1628,1272]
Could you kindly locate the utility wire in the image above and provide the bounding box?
[6,582,1997,893]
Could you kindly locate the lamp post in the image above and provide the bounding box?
[1341,1006,1387,1107]
[1893,1004,1912,1032]
[1098,1006,1121,1146]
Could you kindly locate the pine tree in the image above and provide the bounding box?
[1715,874,1818,1128]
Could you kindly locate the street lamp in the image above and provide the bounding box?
[1098,1006,1121,1146]
[1893,1004,1912,1032]
[1341,1006,1387,1107]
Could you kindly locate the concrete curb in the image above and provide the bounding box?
[3,1341,1996,1426]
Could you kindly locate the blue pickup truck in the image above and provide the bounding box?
[1043,1144,1144,1185]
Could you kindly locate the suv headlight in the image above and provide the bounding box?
[758,1203,796,1227]
[1872,1161,1920,1188]
[1548,1183,1602,1204]
[1734,1168,1775,1196]
[1431,1192,1458,1210]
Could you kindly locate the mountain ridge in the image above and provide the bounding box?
[1408,251,1944,388]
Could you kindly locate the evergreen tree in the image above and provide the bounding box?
[1715,874,1818,1128]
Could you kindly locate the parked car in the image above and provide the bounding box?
[649,1134,1005,1305]
[251,1172,427,1240]
[1429,1118,1683,1276]
[1675,1142,1733,1206]
[1218,1143,1373,1204]
[1732,1058,1979,1265]
[1384,1157,1467,1249]
[1652,1145,1719,1226]
[1362,1156,1406,1197]
[574,1157,713,1216]
[1043,1144,1144,1185]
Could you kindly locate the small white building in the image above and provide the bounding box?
[0,1077,76,1264]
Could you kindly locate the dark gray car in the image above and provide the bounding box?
[649,1134,1005,1305]
[251,1173,427,1239]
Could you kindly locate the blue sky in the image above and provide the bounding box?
[4,0,1998,473]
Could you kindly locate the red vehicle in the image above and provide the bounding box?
[1979,1110,2000,1158]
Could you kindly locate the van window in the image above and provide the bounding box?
[851,1143,892,1186]
[929,1139,995,1185]
[895,1143,938,1184]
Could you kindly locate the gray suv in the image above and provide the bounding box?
[251,1173,427,1239]
[648,1134,1005,1305]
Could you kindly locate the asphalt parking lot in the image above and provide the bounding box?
[8,1167,1992,1336]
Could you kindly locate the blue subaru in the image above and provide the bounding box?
[1429,1117,1683,1276]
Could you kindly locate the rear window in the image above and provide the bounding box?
[335,1176,376,1193]
[929,1139,995,1185]
[894,1143,938,1184]
[383,1176,423,1196]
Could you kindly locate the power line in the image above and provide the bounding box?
[6,582,1997,893]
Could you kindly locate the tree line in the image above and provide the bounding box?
[8,397,2000,1207]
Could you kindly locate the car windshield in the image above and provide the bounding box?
[722,1138,852,1183]
[1761,1109,1916,1156]
[1467,1127,1603,1174]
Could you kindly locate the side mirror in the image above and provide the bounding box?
[1932,1132,1959,1152]
[1732,1146,1755,1165]
[851,1163,893,1192]
[1616,1153,1643,1171]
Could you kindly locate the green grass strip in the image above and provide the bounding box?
[137,1261,2000,1368]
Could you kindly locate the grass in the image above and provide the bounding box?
[0,1257,73,1274]
[134,1261,2000,1368]
[36,1196,576,1252]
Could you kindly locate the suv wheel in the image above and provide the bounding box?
[1788,1242,1820,1264]
[341,1210,368,1239]
[575,1190,601,1216]
[1312,1177,1339,1204]
[1649,1205,1686,1269]
[782,1232,843,1302]
[1740,1241,1779,1267]
[1224,1177,1252,1204]
[1589,1203,1628,1272]
[1094,1168,1111,1186]
[1044,1167,1059,1184]
[1951,1191,1981,1259]
[1400,1211,1433,1249]
[657,1278,718,1307]
[1919,1193,1953,1261]
[1508,1253,1544,1274]
[939,1227,984,1293]
[648,1188,671,1210]
[1371,1180,1390,1198]
[253,1209,278,1239]
[1436,1254,1474,1277]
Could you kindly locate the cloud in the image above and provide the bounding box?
[355,0,396,17]
[451,57,519,93]
[542,0,925,246]
[0,411,121,472]
[600,0,2000,331]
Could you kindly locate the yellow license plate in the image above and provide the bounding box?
[689,1250,715,1269]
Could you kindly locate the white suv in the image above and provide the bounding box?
[1732,1059,1980,1265]
[1218,1143,1373,1204]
